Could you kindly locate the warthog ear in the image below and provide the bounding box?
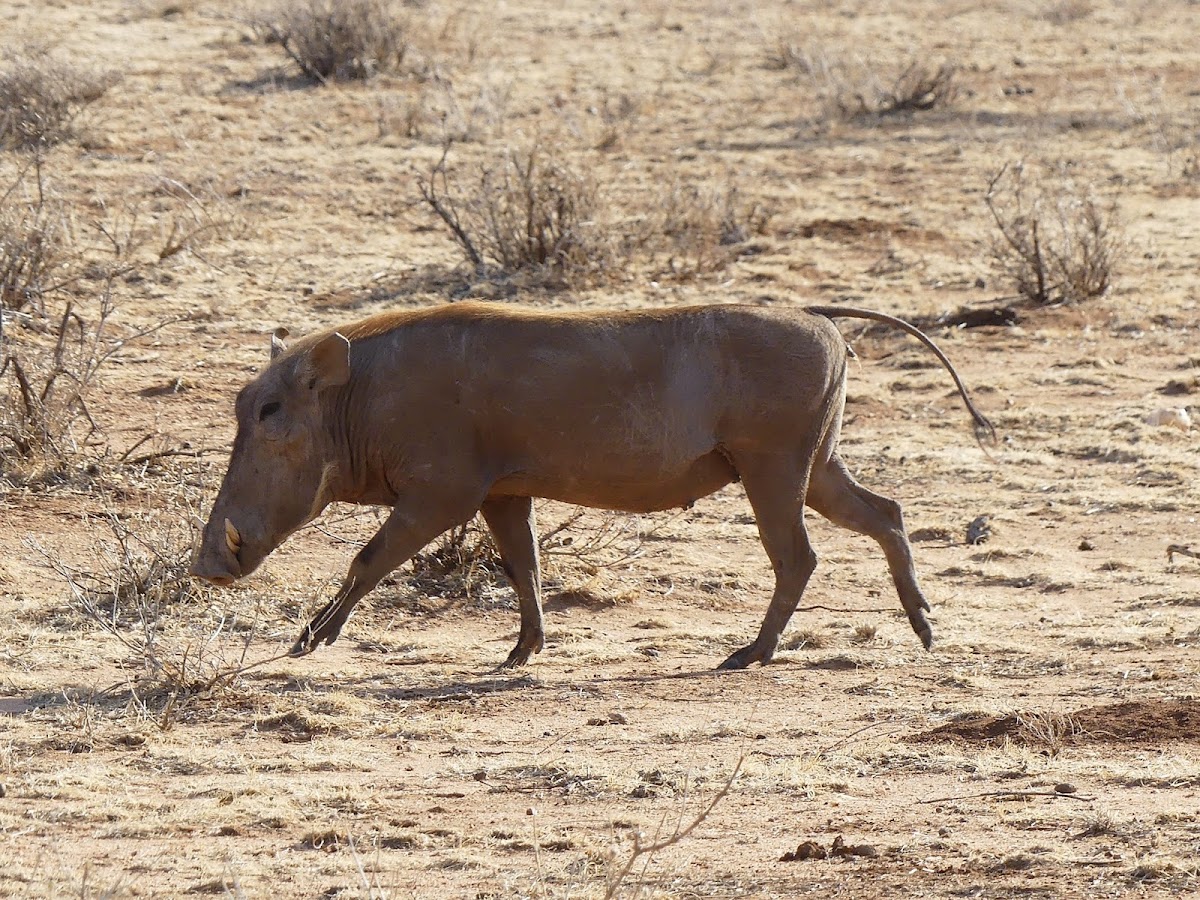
[270,327,289,360]
[306,332,351,390]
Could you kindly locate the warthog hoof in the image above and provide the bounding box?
[717,642,774,670]
[908,609,934,650]
[289,627,316,657]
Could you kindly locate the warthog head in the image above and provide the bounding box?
[191,329,350,586]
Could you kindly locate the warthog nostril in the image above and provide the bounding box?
[189,564,235,587]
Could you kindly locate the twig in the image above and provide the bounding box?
[417,142,486,273]
[1167,544,1198,563]
[121,445,224,468]
[604,756,742,899]
[794,603,896,614]
[919,789,1095,805]
[818,721,902,755]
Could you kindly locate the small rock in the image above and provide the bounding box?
[1145,408,1192,431]
[966,515,992,545]
[1054,782,1077,795]
[1078,539,1095,551]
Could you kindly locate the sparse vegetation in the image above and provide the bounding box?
[5,1,1200,896]
[33,482,271,723]
[254,0,414,83]
[647,181,773,277]
[772,44,960,122]
[834,59,960,119]
[985,161,1125,306]
[418,142,614,284]
[0,161,73,312]
[0,46,117,150]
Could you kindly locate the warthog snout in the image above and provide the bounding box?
[190,517,245,586]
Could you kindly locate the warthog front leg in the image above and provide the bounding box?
[480,495,544,668]
[719,450,818,670]
[291,495,481,656]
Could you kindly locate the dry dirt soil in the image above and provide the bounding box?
[2,1,1200,897]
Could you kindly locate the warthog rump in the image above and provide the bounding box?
[191,301,992,670]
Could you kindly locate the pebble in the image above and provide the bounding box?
[1054,782,1077,794]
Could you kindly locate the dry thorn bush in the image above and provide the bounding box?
[985,161,1125,306]
[0,160,74,312]
[773,43,960,123]
[33,479,271,724]
[0,46,118,150]
[377,77,511,144]
[646,181,774,278]
[2,160,246,482]
[418,143,615,286]
[253,0,414,83]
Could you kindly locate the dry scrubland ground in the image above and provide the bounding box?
[1,0,1200,897]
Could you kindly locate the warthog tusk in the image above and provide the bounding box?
[224,518,241,556]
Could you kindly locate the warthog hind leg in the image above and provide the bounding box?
[480,495,544,668]
[805,452,933,649]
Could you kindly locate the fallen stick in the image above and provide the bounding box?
[919,789,1095,805]
[1167,544,1198,563]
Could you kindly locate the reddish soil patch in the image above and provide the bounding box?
[910,699,1200,749]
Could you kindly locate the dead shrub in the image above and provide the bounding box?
[646,182,773,277]
[985,162,1125,306]
[377,77,511,144]
[0,46,118,150]
[778,45,960,122]
[33,482,267,722]
[1040,0,1093,25]
[418,143,614,285]
[95,175,251,265]
[408,519,504,601]
[255,0,413,83]
[835,60,960,119]
[0,298,106,468]
[0,161,74,311]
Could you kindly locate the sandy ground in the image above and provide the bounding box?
[1,0,1199,897]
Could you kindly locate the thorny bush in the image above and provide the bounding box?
[985,161,1125,306]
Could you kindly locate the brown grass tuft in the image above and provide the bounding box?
[254,0,413,83]
[0,46,118,150]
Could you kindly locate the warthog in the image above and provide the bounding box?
[192,302,992,670]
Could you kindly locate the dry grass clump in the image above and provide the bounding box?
[832,59,960,120]
[0,163,74,311]
[418,143,615,285]
[34,481,269,719]
[985,161,1125,306]
[647,181,773,277]
[774,43,960,122]
[254,0,413,83]
[0,46,118,150]
[377,77,511,144]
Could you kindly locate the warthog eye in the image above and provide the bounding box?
[259,401,281,421]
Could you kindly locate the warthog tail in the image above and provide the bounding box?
[806,305,997,445]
